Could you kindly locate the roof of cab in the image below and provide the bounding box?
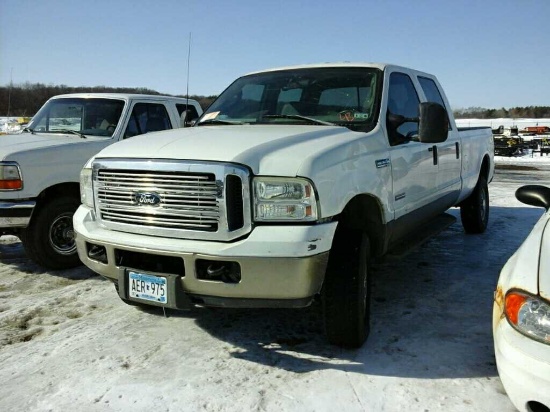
[245,62,432,77]
[49,93,198,103]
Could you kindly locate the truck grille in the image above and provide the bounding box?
[92,160,251,241]
[98,170,220,231]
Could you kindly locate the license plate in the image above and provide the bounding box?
[128,271,168,304]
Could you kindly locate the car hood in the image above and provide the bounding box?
[498,210,550,298]
[539,211,550,300]
[94,124,356,176]
[0,132,101,159]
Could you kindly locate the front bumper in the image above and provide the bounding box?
[493,312,550,412]
[74,205,337,308]
[0,201,36,228]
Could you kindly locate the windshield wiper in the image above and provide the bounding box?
[53,129,87,139]
[262,114,335,126]
[197,119,245,126]
[22,127,35,134]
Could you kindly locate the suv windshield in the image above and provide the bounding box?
[28,98,125,137]
[198,67,381,132]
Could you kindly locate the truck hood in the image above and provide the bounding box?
[94,125,355,176]
[0,132,106,160]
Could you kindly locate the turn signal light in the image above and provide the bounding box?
[0,179,22,190]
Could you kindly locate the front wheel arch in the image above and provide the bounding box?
[20,185,82,269]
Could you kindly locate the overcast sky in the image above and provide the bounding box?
[1,0,549,109]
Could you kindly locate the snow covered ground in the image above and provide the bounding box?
[1,154,550,411]
[456,118,550,129]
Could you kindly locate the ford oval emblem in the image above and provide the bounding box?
[133,192,161,206]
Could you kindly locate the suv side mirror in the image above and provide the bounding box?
[418,102,448,143]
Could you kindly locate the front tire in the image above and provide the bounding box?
[20,196,81,270]
[322,229,371,348]
[460,174,489,234]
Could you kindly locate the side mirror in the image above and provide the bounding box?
[387,112,407,129]
[418,102,448,143]
[516,185,550,211]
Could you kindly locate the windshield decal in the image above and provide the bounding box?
[339,110,369,122]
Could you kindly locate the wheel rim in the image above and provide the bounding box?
[49,212,76,255]
[480,187,488,224]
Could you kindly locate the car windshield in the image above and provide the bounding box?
[198,67,381,132]
[28,98,125,137]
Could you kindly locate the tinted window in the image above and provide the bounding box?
[418,77,445,108]
[387,72,420,145]
[124,103,171,138]
[418,77,451,129]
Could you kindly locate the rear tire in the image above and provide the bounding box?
[322,229,371,348]
[460,174,489,234]
[20,196,81,270]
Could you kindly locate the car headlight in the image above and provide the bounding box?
[253,177,318,222]
[505,290,550,344]
[0,162,23,190]
[80,167,94,208]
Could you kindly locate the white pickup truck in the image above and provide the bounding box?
[74,63,494,347]
[0,93,202,269]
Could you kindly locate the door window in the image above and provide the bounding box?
[418,77,445,107]
[387,72,420,145]
[124,103,172,138]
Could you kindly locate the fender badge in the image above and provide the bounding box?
[376,159,390,168]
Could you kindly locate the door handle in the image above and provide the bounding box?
[428,145,438,165]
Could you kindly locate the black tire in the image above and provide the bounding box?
[460,174,489,234]
[20,196,81,270]
[322,229,371,348]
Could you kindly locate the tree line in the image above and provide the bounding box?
[1,82,549,119]
[453,106,550,119]
[0,83,217,117]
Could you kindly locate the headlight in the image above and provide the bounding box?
[505,290,550,344]
[80,167,94,208]
[253,177,318,222]
[0,162,22,190]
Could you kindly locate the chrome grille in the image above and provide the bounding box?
[92,160,251,241]
[98,170,219,231]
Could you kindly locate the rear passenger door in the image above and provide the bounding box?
[417,76,461,200]
[123,102,173,138]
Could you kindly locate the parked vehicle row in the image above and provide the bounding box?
[4,63,546,410]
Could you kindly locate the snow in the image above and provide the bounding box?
[1,151,550,411]
[0,117,24,134]
[456,118,550,129]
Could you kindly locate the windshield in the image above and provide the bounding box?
[198,67,381,132]
[28,98,125,137]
